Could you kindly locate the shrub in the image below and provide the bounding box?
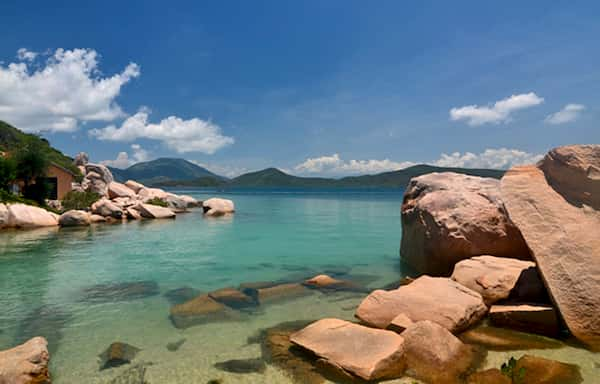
[146,197,168,207]
[0,156,17,191]
[0,189,38,206]
[62,190,101,211]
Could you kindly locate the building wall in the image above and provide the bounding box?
[46,164,73,199]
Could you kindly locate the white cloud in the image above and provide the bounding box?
[433,148,543,169]
[295,153,415,175]
[91,109,234,154]
[450,92,544,126]
[544,103,585,124]
[100,143,150,169]
[17,48,37,61]
[0,48,139,132]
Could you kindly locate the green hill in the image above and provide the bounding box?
[0,120,80,175]
[109,158,227,185]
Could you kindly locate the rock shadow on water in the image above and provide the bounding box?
[459,325,564,351]
[82,281,160,303]
[15,305,72,356]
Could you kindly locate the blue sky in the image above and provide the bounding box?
[0,1,598,176]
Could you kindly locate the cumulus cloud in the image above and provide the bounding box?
[545,103,585,124]
[450,92,544,126]
[101,143,149,169]
[91,109,234,154]
[433,148,543,169]
[0,48,139,132]
[295,153,415,175]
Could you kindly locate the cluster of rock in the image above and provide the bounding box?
[0,152,236,229]
[283,144,597,383]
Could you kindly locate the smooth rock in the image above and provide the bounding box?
[501,147,600,349]
[303,274,361,292]
[208,287,257,309]
[355,275,487,333]
[467,369,511,384]
[58,210,91,227]
[203,197,235,216]
[166,339,186,352]
[165,193,188,211]
[514,355,583,384]
[290,318,406,380]
[91,198,123,219]
[400,172,530,275]
[135,203,176,219]
[179,195,200,208]
[489,304,560,336]
[0,337,50,384]
[458,326,563,351]
[108,181,136,199]
[402,321,485,384]
[138,187,168,201]
[98,342,141,370]
[451,256,544,305]
[6,204,58,228]
[214,358,266,374]
[170,294,234,329]
[124,180,145,194]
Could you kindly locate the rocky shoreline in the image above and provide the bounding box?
[0,144,597,384]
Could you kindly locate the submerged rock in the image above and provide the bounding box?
[501,145,600,350]
[208,287,257,309]
[107,363,151,384]
[400,172,530,275]
[290,318,406,381]
[458,326,563,351]
[166,338,186,352]
[214,358,266,374]
[163,287,201,305]
[169,294,236,329]
[514,355,583,384]
[83,281,159,303]
[16,305,71,356]
[402,321,485,384]
[303,274,363,292]
[0,337,50,384]
[245,283,310,305]
[355,276,487,333]
[99,342,141,370]
[467,369,511,384]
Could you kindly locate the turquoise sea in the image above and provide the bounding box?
[0,189,597,383]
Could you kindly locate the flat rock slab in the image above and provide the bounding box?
[451,255,543,305]
[0,337,50,384]
[489,304,559,336]
[355,276,487,333]
[501,160,600,349]
[290,318,405,381]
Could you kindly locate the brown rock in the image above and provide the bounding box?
[169,294,234,329]
[467,369,511,384]
[402,321,485,384]
[58,210,91,227]
[290,318,405,380]
[501,146,600,349]
[98,342,140,370]
[303,274,361,292]
[489,304,560,336]
[451,256,544,305]
[355,276,487,333]
[0,337,50,384]
[459,326,563,351]
[208,287,257,309]
[135,203,175,219]
[400,172,530,275]
[254,283,310,304]
[514,355,583,384]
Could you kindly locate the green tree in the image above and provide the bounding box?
[15,137,50,186]
[0,156,17,191]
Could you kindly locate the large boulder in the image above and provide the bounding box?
[451,255,545,305]
[290,318,406,381]
[501,145,600,350]
[58,210,91,227]
[0,337,50,384]
[355,276,487,333]
[137,187,168,201]
[83,163,114,196]
[6,204,58,228]
[108,182,136,199]
[400,172,530,275]
[179,195,200,208]
[91,198,123,219]
[402,321,484,384]
[164,193,188,212]
[73,151,89,166]
[124,180,145,194]
[202,197,235,216]
[134,203,176,219]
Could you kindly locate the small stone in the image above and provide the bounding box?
[214,358,266,374]
[99,342,141,370]
[166,339,186,352]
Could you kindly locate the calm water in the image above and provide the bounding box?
[0,189,597,383]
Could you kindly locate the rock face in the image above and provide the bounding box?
[501,145,600,350]
[489,304,559,336]
[402,321,484,384]
[91,199,123,219]
[135,203,175,219]
[400,172,530,275]
[6,204,58,228]
[451,256,544,305]
[0,337,50,384]
[108,182,136,199]
[355,276,487,333]
[84,163,114,196]
[58,210,91,227]
[203,197,235,216]
[290,318,406,381]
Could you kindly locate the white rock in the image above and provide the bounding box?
[6,204,59,228]
[203,197,235,216]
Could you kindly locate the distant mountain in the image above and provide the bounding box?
[109,158,227,185]
[0,120,80,175]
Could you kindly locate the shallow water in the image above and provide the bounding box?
[0,189,598,383]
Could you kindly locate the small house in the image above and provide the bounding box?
[38,163,75,200]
